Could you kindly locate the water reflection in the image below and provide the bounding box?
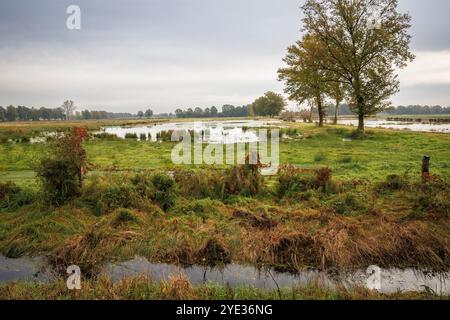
[0,254,448,295]
[98,120,282,144]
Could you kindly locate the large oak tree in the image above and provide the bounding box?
[301,0,414,133]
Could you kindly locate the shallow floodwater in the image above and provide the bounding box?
[107,257,450,295]
[337,119,450,133]
[0,255,53,283]
[1,255,448,295]
[98,119,282,144]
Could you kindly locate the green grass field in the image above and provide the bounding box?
[1,123,449,186]
[0,119,449,300]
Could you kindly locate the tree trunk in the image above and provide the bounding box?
[357,113,365,133]
[318,98,324,127]
[333,101,339,125]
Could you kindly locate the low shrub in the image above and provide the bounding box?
[0,182,21,202]
[37,159,81,206]
[0,182,35,211]
[314,152,327,162]
[277,165,333,197]
[150,172,177,211]
[112,209,139,227]
[377,174,409,192]
[124,133,138,139]
[224,164,262,197]
[411,176,450,219]
[172,198,222,220]
[328,192,369,216]
[93,133,118,140]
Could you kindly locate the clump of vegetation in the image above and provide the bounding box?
[174,169,225,199]
[150,172,177,211]
[197,238,231,266]
[377,174,409,192]
[411,176,450,219]
[113,209,139,227]
[224,164,263,197]
[124,133,138,139]
[0,181,21,203]
[277,165,334,197]
[314,152,327,162]
[328,192,369,216]
[92,133,118,140]
[156,130,174,142]
[172,198,222,221]
[232,209,278,230]
[37,128,88,206]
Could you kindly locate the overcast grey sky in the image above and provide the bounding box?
[0,0,449,113]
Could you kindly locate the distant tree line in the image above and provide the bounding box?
[174,105,250,118]
[0,105,137,122]
[384,105,450,115]
[0,106,66,121]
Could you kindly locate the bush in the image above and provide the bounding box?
[37,159,81,205]
[151,173,177,211]
[172,198,222,220]
[0,181,21,202]
[377,174,409,192]
[112,209,139,227]
[93,133,118,140]
[0,182,35,211]
[277,165,333,198]
[37,128,88,206]
[328,192,369,216]
[174,169,225,199]
[314,152,327,162]
[412,176,450,219]
[124,133,138,139]
[224,164,262,197]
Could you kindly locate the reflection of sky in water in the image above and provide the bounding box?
[106,256,450,295]
[337,119,450,133]
[1,254,449,295]
[99,120,281,144]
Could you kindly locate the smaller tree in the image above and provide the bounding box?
[5,106,17,122]
[0,106,5,122]
[278,35,329,126]
[62,100,76,121]
[137,111,144,118]
[251,91,286,117]
[329,82,346,125]
[144,109,153,118]
[37,127,88,205]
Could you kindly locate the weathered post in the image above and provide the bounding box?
[422,155,430,180]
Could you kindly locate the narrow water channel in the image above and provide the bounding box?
[1,255,448,295]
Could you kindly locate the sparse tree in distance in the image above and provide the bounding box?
[251,91,286,117]
[301,0,415,133]
[62,100,76,121]
[329,82,346,125]
[6,105,17,122]
[145,109,154,118]
[0,106,5,122]
[137,111,144,118]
